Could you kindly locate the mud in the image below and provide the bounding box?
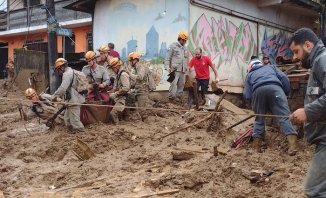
[0,80,313,197]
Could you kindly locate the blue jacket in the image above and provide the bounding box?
[243,62,291,102]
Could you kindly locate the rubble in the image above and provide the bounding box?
[0,81,314,197]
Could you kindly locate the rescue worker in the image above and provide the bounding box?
[97,44,112,67]
[243,57,298,155]
[51,58,85,133]
[82,51,110,101]
[165,31,189,103]
[4,58,15,88]
[97,44,115,84]
[188,47,218,105]
[108,42,120,58]
[289,28,326,197]
[262,55,270,65]
[108,57,130,124]
[128,51,150,121]
[6,58,15,80]
[23,88,64,125]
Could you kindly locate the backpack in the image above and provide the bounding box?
[147,69,161,91]
[72,70,88,94]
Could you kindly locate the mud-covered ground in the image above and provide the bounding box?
[0,82,313,198]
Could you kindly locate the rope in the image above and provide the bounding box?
[0,96,291,118]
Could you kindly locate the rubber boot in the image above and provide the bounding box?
[287,135,298,156]
[109,111,119,125]
[252,138,263,153]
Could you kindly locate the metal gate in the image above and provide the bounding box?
[14,49,49,93]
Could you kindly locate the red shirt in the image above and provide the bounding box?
[109,50,120,58]
[188,56,213,79]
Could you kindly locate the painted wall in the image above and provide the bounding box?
[94,0,189,90]
[57,25,92,53]
[73,25,92,53]
[1,25,91,60]
[189,5,257,93]
[258,25,293,64]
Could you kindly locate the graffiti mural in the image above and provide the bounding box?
[189,11,257,89]
[259,25,293,64]
[94,0,188,90]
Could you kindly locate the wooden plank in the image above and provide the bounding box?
[206,94,247,115]
[133,189,180,198]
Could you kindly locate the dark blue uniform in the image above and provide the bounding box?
[243,60,297,139]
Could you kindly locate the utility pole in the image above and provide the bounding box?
[26,0,30,27]
[7,0,10,30]
[46,0,59,94]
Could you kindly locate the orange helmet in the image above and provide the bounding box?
[85,51,97,61]
[54,58,68,69]
[128,51,141,61]
[178,31,189,40]
[108,57,122,68]
[25,88,37,98]
[98,45,110,53]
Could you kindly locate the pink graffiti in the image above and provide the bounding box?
[189,14,256,70]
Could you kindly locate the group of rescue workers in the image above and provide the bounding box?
[7,26,326,197]
[22,32,194,133]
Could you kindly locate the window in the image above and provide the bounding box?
[87,32,93,51]
[62,33,75,53]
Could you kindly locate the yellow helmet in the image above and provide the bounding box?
[98,45,110,53]
[54,58,67,69]
[108,57,122,68]
[85,51,97,61]
[128,51,141,61]
[178,31,189,40]
[25,88,37,98]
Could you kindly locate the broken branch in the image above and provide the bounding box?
[206,91,228,132]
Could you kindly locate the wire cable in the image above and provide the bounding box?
[0,96,291,118]
[43,6,84,52]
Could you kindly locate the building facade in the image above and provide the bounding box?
[0,0,92,79]
[58,0,323,92]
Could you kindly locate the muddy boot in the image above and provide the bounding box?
[169,97,176,103]
[200,95,206,106]
[177,95,184,104]
[252,138,263,153]
[287,135,298,156]
[109,112,119,125]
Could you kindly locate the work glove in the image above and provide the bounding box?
[50,96,62,102]
[109,92,117,101]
